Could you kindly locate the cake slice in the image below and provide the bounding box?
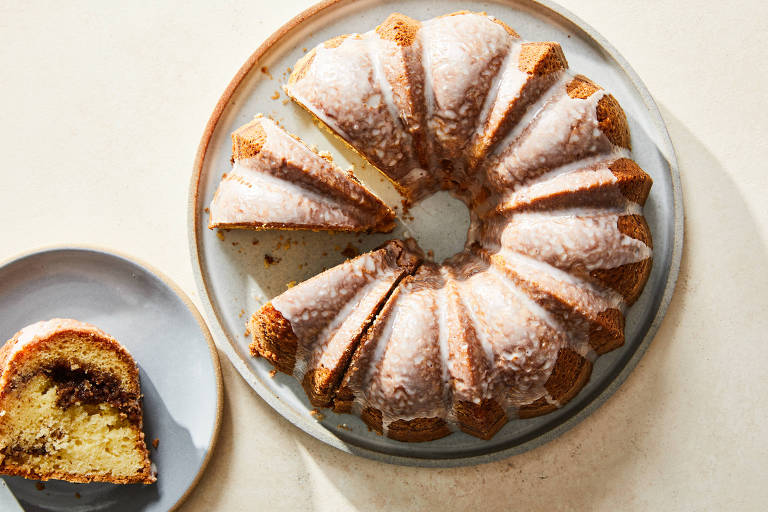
[248,239,422,407]
[0,319,154,484]
[208,116,395,232]
[484,75,631,194]
[285,32,424,199]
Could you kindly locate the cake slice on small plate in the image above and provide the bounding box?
[0,319,155,484]
[208,116,395,233]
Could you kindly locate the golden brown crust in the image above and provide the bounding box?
[566,74,600,99]
[454,399,507,440]
[597,94,631,149]
[518,42,567,75]
[208,219,396,233]
[566,75,630,149]
[361,407,451,442]
[231,120,267,160]
[609,158,653,206]
[375,13,420,47]
[518,348,593,418]
[248,303,297,374]
[0,465,153,484]
[589,308,626,355]
[590,215,653,305]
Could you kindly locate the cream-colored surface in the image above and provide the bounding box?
[1,1,766,510]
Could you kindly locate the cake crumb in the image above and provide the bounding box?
[271,91,280,100]
[36,482,45,491]
[286,280,297,289]
[216,231,225,241]
[238,309,245,318]
[75,492,81,498]
[302,47,307,52]
[337,423,351,431]
[152,438,159,450]
[232,241,239,246]
[264,254,281,267]
[252,239,259,245]
[204,207,210,214]
[341,243,359,259]
[269,369,278,378]
[427,250,435,260]
[309,409,325,421]
[260,66,273,79]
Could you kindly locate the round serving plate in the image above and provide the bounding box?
[189,0,683,466]
[0,247,222,511]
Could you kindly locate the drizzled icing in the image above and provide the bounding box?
[208,117,391,229]
[272,243,414,382]
[265,12,655,437]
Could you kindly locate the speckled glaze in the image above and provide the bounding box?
[209,116,392,230]
[273,11,651,440]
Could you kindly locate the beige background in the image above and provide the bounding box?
[2,1,767,510]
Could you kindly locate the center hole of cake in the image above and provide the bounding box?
[398,191,470,263]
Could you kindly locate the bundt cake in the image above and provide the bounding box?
[246,11,653,442]
[209,115,395,232]
[0,319,155,483]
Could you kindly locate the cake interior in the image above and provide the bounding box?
[0,334,152,483]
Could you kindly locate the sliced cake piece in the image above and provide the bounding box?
[478,247,626,355]
[0,319,154,484]
[420,11,516,177]
[285,32,425,199]
[208,116,395,232]
[482,209,653,304]
[248,240,422,407]
[469,41,568,167]
[334,265,451,442]
[485,75,631,194]
[490,157,652,214]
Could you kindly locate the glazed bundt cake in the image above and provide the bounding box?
[247,11,653,442]
[0,319,155,483]
[209,115,395,232]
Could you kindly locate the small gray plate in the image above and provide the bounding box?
[0,247,222,511]
[189,0,683,466]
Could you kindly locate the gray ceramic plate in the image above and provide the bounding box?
[189,0,683,466]
[0,247,222,511]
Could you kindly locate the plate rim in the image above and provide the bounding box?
[187,0,684,467]
[0,244,224,511]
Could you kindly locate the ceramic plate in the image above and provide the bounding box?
[0,247,222,511]
[189,0,683,466]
